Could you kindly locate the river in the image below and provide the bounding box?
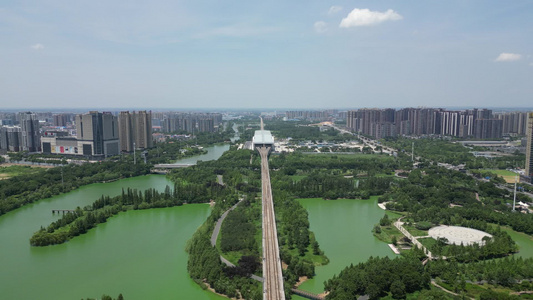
[173,144,230,165]
[0,175,225,300]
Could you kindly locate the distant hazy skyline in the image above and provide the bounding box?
[1,1,532,109]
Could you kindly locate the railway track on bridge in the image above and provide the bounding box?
[259,147,285,300]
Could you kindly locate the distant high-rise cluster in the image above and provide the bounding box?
[284,110,341,121]
[346,108,526,139]
[158,113,222,133]
[41,111,154,157]
[0,112,41,153]
[53,114,72,127]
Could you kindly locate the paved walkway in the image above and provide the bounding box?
[431,280,474,300]
[210,198,264,282]
[210,199,242,246]
[394,218,433,259]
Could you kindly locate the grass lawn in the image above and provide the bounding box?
[385,210,404,219]
[0,165,43,179]
[477,169,518,183]
[403,224,429,237]
[374,225,403,244]
[418,237,437,249]
[481,169,517,176]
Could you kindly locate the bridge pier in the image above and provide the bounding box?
[52,209,75,214]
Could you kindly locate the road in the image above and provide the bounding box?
[258,147,285,300]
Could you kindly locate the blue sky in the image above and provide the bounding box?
[1,0,532,109]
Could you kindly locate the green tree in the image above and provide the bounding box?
[390,280,406,299]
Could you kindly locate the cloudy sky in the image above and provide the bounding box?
[1,0,532,109]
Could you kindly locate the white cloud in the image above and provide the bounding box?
[314,21,327,33]
[30,43,44,50]
[495,53,522,62]
[340,8,403,28]
[328,6,342,15]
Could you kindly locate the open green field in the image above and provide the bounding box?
[476,169,518,183]
[418,237,437,249]
[403,224,429,237]
[374,225,403,244]
[0,165,44,179]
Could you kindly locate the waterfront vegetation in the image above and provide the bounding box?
[146,142,207,164]
[29,185,195,246]
[0,159,151,216]
[84,294,124,300]
[145,124,236,164]
[324,256,431,300]
[0,128,236,217]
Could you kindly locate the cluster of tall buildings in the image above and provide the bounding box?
[346,108,528,140]
[152,112,222,133]
[41,111,153,157]
[0,112,41,152]
[284,110,344,121]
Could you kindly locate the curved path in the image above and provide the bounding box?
[210,198,264,282]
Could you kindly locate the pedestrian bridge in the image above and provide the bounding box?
[153,163,195,169]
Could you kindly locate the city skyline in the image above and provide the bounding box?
[1,1,532,109]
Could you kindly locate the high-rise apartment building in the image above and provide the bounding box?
[525,113,533,179]
[0,126,22,152]
[118,111,134,152]
[75,111,119,157]
[118,111,153,153]
[18,112,40,152]
[134,111,153,149]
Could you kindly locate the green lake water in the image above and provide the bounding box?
[295,197,395,296]
[0,175,225,300]
[502,227,533,259]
